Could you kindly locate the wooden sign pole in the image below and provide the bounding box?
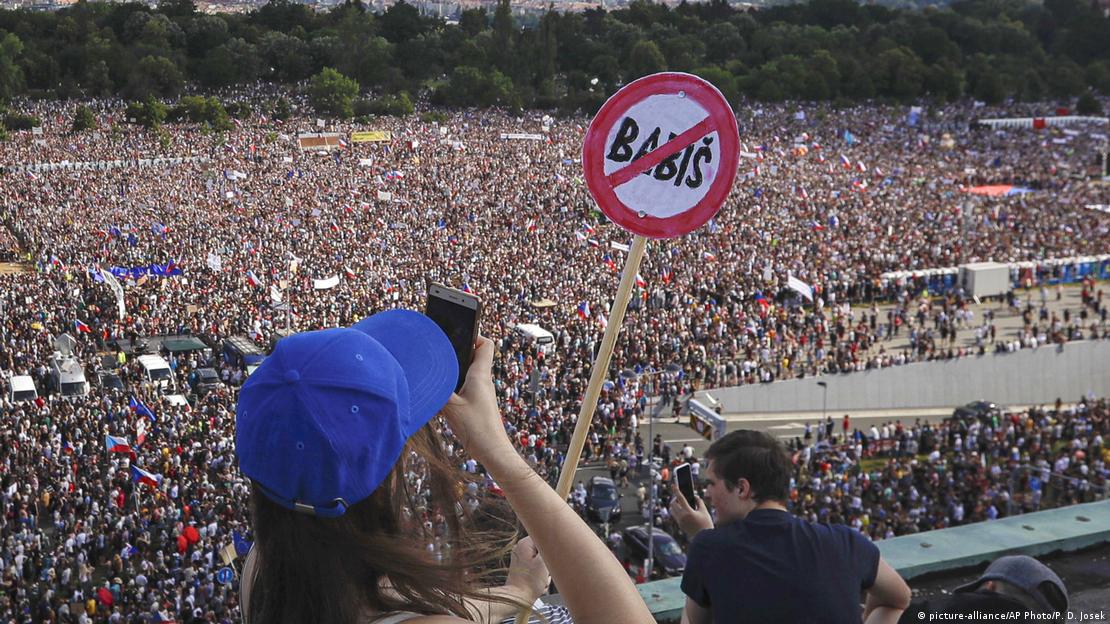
[555,234,648,499]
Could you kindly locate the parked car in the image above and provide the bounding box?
[621,526,687,579]
[95,371,126,392]
[586,476,622,523]
[49,355,88,398]
[950,401,1004,424]
[191,367,222,397]
[7,375,38,403]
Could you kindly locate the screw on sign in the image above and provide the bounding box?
[582,72,740,239]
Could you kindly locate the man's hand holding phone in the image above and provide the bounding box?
[669,482,714,538]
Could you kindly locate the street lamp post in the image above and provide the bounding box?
[620,362,682,581]
[817,381,828,433]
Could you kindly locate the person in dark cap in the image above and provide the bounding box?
[898,555,1069,623]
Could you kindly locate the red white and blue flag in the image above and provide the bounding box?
[131,465,163,488]
[74,319,92,334]
[602,253,617,271]
[840,154,851,169]
[245,270,263,288]
[661,267,673,284]
[702,251,717,262]
[576,301,590,320]
[105,435,131,454]
[635,273,646,288]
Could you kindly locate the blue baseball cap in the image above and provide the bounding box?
[235,310,458,518]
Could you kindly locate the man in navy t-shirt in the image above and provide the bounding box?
[670,430,910,624]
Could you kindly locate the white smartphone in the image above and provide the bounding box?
[426,283,482,392]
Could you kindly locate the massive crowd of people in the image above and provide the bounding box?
[0,91,1107,622]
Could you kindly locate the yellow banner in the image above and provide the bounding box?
[351,131,392,143]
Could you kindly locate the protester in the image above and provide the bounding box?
[236,313,651,623]
[669,430,911,623]
[898,555,1068,623]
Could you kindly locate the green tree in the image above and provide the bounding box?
[0,32,25,104]
[125,55,184,99]
[873,47,926,99]
[380,0,424,43]
[308,67,359,118]
[125,96,167,128]
[492,0,515,74]
[627,39,665,79]
[1076,91,1101,115]
[72,105,97,132]
[169,95,230,130]
[459,8,487,37]
[694,66,738,105]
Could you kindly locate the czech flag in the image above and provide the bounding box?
[702,252,717,262]
[582,221,596,235]
[635,273,646,288]
[840,154,851,169]
[245,270,263,288]
[74,319,92,334]
[131,465,163,489]
[105,435,131,454]
[602,253,617,271]
[577,301,590,320]
[129,396,157,422]
[461,283,473,294]
[661,267,673,284]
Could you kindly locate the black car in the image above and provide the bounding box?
[192,368,222,397]
[95,371,125,392]
[950,401,1004,424]
[621,526,686,579]
[586,476,622,523]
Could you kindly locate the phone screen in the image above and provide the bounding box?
[675,463,697,509]
[426,291,479,392]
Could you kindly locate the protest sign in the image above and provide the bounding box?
[582,72,739,239]
[556,73,739,500]
[351,131,392,143]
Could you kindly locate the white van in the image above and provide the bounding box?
[51,355,89,398]
[8,375,38,403]
[512,323,555,355]
[137,355,176,393]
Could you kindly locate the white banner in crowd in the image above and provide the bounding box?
[102,271,126,320]
[500,133,545,141]
[206,253,222,272]
[787,275,814,302]
[313,275,340,290]
[4,156,209,173]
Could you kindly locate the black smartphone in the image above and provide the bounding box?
[674,462,697,509]
[425,283,481,392]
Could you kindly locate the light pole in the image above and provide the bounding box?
[620,362,682,581]
[817,381,828,432]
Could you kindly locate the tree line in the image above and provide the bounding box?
[0,0,1108,117]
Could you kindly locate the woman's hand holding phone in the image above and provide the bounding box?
[442,337,515,467]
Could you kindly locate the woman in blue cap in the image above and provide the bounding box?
[236,310,653,624]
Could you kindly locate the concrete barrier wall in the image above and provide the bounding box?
[698,340,1110,414]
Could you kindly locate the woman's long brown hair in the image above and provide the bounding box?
[246,422,526,624]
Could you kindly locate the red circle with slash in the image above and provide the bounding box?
[582,72,740,239]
